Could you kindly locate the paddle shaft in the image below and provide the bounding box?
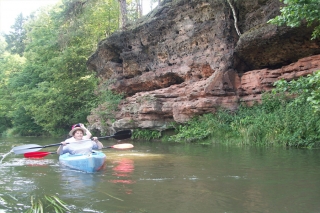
[23,143,134,158]
[12,130,132,154]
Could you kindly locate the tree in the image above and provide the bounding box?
[268,0,320,39]
[0,36,6,55]
[119,0,128,30]
[0,0,125,136]
[15,4,100,135]
[4,13,27,56]
[9,0,123,135]
[0,37,31,135]
[136,0,142,18]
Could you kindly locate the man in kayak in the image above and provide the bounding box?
[57,123,103,155]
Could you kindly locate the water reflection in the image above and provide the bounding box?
[109,158,135,194]
[2,138,320,213]
[58,163,108,195]
[60,170,96,189]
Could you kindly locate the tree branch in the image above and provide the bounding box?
[226,0,241,36]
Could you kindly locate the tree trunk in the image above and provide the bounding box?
[118,0,127,30]
[137,0,142,18]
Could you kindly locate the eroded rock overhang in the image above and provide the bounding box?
[87,0,320,131]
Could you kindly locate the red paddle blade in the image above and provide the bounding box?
[111,143,134,149]
[24,152,51,158]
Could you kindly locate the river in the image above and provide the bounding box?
[1,137,320,213]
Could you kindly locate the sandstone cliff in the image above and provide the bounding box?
[87,0,320,132]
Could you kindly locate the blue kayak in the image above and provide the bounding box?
[59,152,106,173]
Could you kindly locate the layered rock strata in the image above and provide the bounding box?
[87,0,320,131]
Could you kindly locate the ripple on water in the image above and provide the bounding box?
[139,177,175,181]
[1,158,56,167]
[0,151,13,164]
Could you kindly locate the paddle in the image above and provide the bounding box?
[24,151,56,158]
[12,130,132,154]
[23,143,134,158]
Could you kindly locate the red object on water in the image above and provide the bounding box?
[24,152,52,158]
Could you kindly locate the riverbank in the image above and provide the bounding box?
[133,76,320,148]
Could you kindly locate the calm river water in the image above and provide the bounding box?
[1,137,320,213]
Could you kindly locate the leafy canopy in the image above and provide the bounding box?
[4,13,27,56]
[0,0,124,136]
[268,0,320,39]
[273,71,320,112]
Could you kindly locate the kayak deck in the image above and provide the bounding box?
[59,152,106,173]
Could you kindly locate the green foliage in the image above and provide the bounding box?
[0,0,161,138]
[233,94,320,147]
[1,0,119,136]
[98,81,124,109]
[93,88,124,133]
[273,71,320,111]
[3,13,27,56]
[25,195,70,213]
[0,45,26,135]
[0,0,149,136]
[0,36,7,54]
[132,129,161,141]
[168,83,320,148]
[168,111,235,143]
[82,0,120,37]
[90,79,124,134]
[268,0,320,39]
[8,107,43,136]
[168,115,214,143]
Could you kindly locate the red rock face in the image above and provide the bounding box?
[239,55,320,106]
[87,0,320,131]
